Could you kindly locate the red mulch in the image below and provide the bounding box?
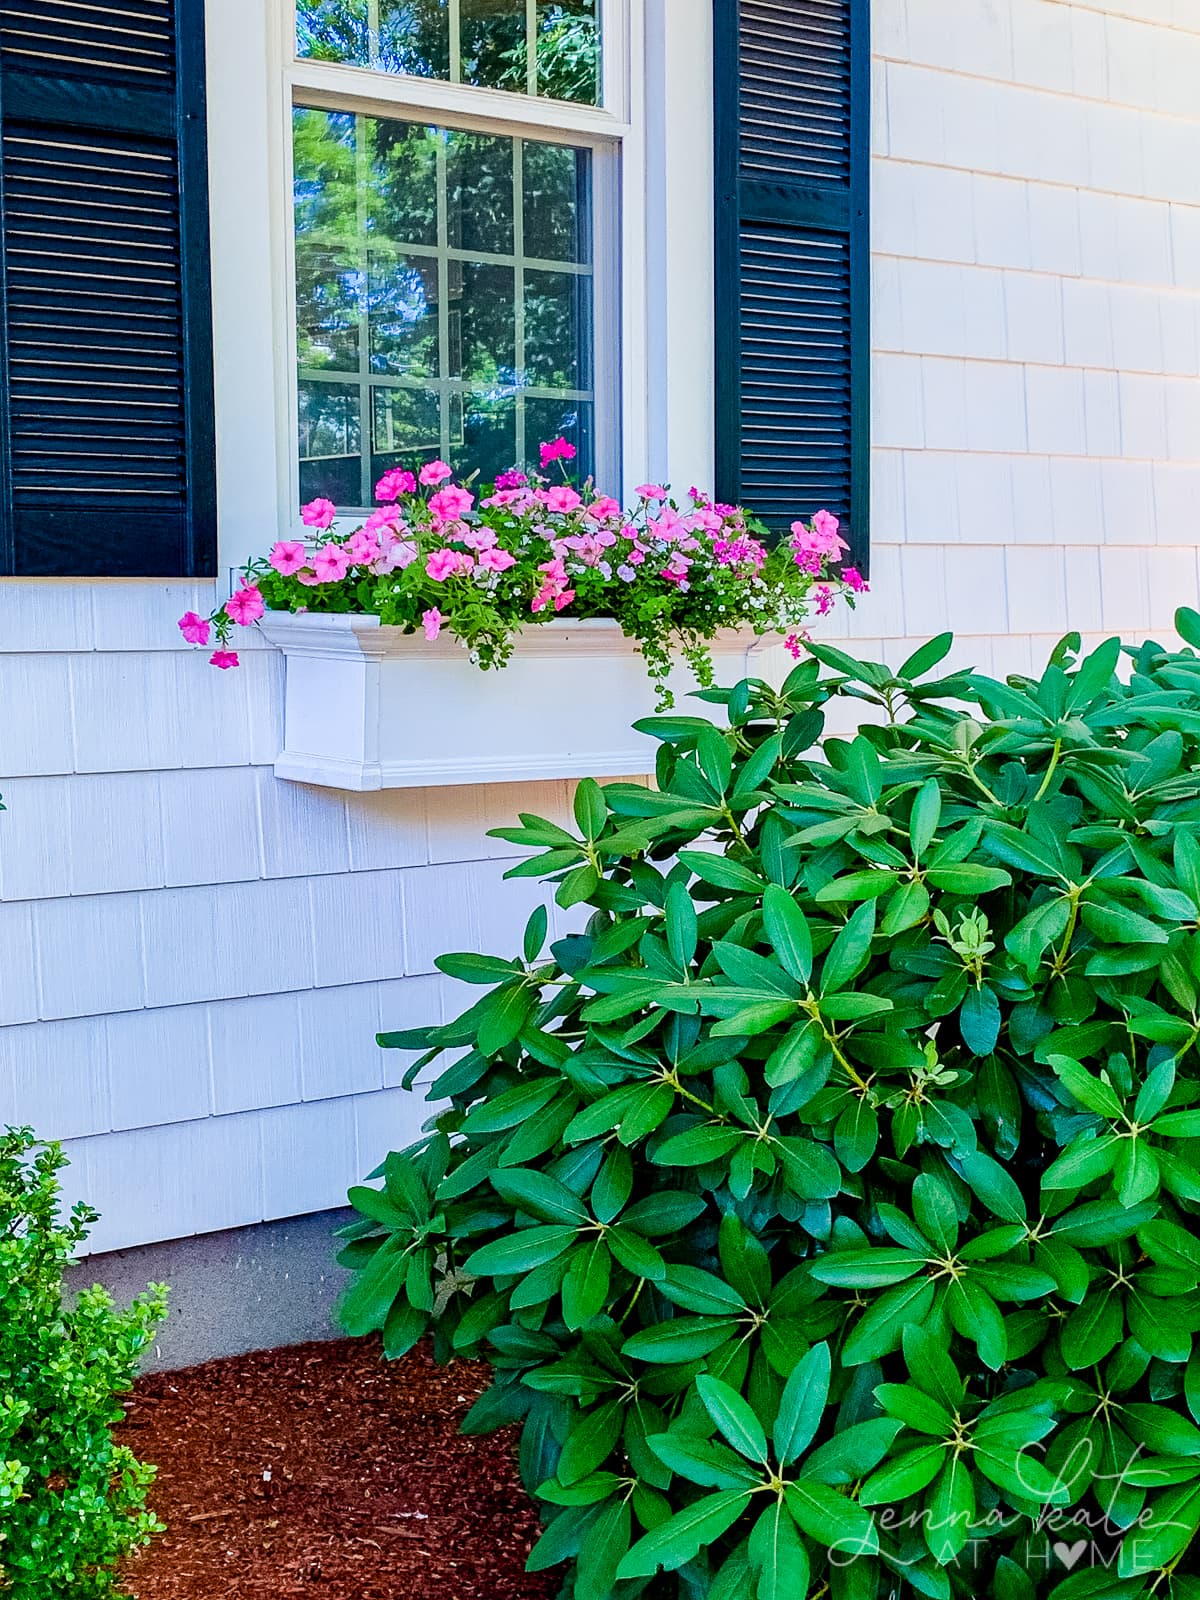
[119,1338,559,1600]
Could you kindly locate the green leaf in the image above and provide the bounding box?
[651,1123,744,1168]
[860,1443,946,1506]
[898,633,954,681]
[617,1489,753,1579]
[659,1265,748,1316]
[339,1240,407,1336]
[646,1432,760,1490]
[811,1249,926,1289]
[575,1500,631,1600]
[784,1480,877,1556]
[1048,1053,1125,1120]
[762,884,814,985]
[523,904,548,964]
[956,1149,1027,1223]
[926,864,1012,895]
[875,1383,956,1438]
[665,881,699,969]
[821,901,877,994]
[622,1317,739,1364]
[815,870,899,904]
[574,778,608,842]
[679,850,764,894]
[959,985,1001,1056]
[1041,1132,1122,1191]
[476,984,536,1056]
[1153,1109,1200,1138]
[1060,1288,1124,1370]
[1081,899,1170,947]
[926,1456,975,1564]
[697,1374,769,1464]
[607,1226,667,1281]
[910,779,942,859]
[562,1240,612,1330]
[749,1502,810,1600]
[843,1278,936,1366]
[464,1225,579,1278]
[774,1341,832,1465]
[1136,1057,1176,1123]
[1118,1479,1200,1575]
[436,951,523,984]
[491,1167,590,1225]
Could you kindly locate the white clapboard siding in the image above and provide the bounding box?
[2,0,1200,1251]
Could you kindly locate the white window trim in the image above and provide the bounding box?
[205,0,712,576]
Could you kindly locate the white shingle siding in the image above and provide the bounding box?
[1,0,1199,1251]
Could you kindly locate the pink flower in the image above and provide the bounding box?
[843,566,869,593]
[585,496,621,522]
[346,530,382,565]
[312,544,352,583]
[365,506,405,537]
[420,459,453,486]
[483,486,536,511]
[297,569,322,586]
[783,633,810,659]
[429,485,475,522]
[495,470,528,490]
[210,650,240,670]
[554,589,575,611]
[269,540,308,576]
[422,608,443,641]
[791,511,849,563]
[540,437,577,468]
[462,525,497,552]
[178,611,211,646]
[565,530,616,566]
[301,498,337,530]
[813,584,837,616]
[541,485,583,515]
[814,510,841,543]
[478,546,518,573]
[637,484,668,501]
[374,537,418,574]
[426,547,473,581]
[376,468,417,502]
[225,582,265,626]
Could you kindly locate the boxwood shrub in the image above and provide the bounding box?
[340,614,1200,1600]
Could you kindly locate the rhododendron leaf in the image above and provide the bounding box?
[774,1340,831,1464]
[761,884,813,984]
[574,779,608,843]
[820,901,876,994]
[617,1489,754,1580]
[677,851,764,893]
[435,952,524,984]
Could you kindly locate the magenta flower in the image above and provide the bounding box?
[225,582,265,626]
[540,437,577,468]
[420,459,453,487]
[422,608,443,641]
[813,584,837,616]
[268,540,307,576]
[842,566,869,593]
[177,610,211,646]
[301,497,336,530]
[542,485,582,515]
[494,470,528,490]
[554,589,575,612]
[477,546,518,573]
[426,547,473,581]
[791,511,849,562]
[783,634,805,660]
[312,544,352,583]
[429,485,475,522]
[345,530,382,566]
[376,468,417,502]
[483,486,536,511]
[210,650,240,670]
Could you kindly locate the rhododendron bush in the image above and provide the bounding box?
[178,441,864,706]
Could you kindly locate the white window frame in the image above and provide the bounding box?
[282,1,636,535]
[205,0,714,575]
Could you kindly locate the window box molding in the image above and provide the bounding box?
[258,612,772,790]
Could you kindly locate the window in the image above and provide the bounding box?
[290,1,617,513]
[713,0,869,564]
[0,0,215,578]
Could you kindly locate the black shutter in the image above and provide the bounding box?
[714,0,869,567]
[0,0,216,577]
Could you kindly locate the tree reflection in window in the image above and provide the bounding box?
[295,108,594,507]
[296,0,600,106]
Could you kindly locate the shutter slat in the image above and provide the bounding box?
[1,117,188,511]
[738,0,851,187]
[0,0,174,82]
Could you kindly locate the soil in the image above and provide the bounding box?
[119,1337,559,1600]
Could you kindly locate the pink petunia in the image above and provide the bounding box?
[540,437,577,468]
[376,468,417,502]
[842,566,869,593]
[477,545,518,573]
[345,530,382,566]
[495,470,528,491]
[429,485,475,522]
[296,569,322,586]
[636,484,668,501]
[554,589,575,611]
[419,459,453,487]
[177,610,211,646]
[269,540,308,576]
[422,608,443,641]
[373,537,418,574]
[301,497,337,530]
[210,650,240,669]
[541,485,583,515]
[426,547,473,581]
[584,496,622,522]
[225,582,265,626]
[312,544,352,583]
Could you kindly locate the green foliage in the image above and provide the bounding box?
[0,1130,167,1597]
[342,614,1200,1599]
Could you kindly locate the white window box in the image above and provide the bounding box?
[258,613,774,790]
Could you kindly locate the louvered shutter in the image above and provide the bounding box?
[0,0,216,577]
[714,0,869,565]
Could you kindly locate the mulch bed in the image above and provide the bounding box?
[119,1338,559,1599]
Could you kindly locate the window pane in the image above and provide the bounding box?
[296,0,600,105]
[294,107,596,508]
